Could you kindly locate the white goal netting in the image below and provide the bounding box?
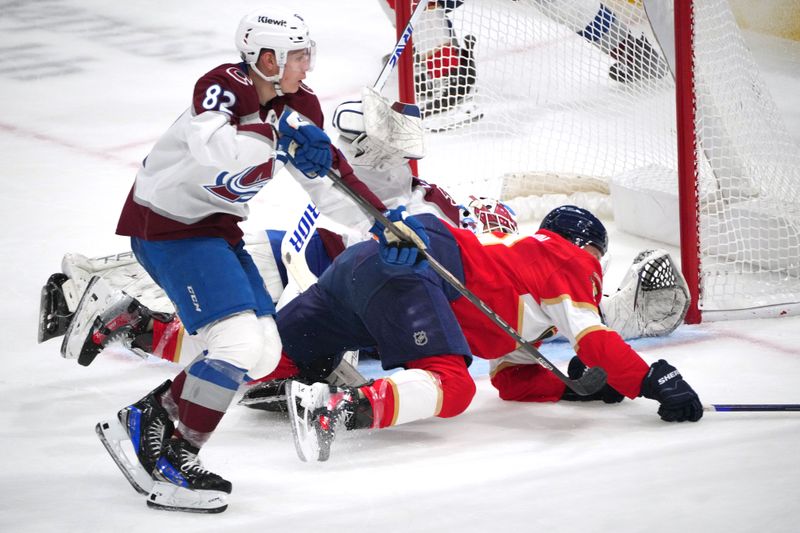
[400,0,800,318]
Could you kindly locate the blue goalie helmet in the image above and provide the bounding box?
[539,205,608,256]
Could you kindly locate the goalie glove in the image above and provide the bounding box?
[601,250,689,339]
[276,109,332,178]
[369,206,430,268]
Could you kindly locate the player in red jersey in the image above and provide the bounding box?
[278,205,701,462]
[92,8,429,514]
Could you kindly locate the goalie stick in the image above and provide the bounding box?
[372,0,429,93]
[278,202,365,385]
[323,167,607,397]
[280,202,324,292]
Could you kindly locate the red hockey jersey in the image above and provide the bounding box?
[446,226,649,399]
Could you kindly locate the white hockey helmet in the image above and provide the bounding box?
[234,9,316,89]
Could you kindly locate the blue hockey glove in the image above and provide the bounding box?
[369,206,430,267]
[640,359,703,422]
[277,110,332,178]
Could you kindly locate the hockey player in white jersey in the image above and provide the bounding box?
[92,8,432,514]
[49,89,476,364]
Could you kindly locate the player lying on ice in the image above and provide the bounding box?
[61,203,702,458]
[39,14,693,510]
[274,203,703,464]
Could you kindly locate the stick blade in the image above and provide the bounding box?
[569,366,608,396]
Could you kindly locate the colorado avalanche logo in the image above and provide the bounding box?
[204,163,273,203]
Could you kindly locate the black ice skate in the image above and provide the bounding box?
[286,381,372,462]
[609,33,670,83]
[239,358,368,413]
[38,273,74,343]
[61,276,172,366]
[96,380,174,495]
[238,378,294,413]
[147,438,232,513]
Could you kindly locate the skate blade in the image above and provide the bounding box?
[286,381,327,462]
[146,481,228,513]
[62,276,108,360]
[237,393,288,412]
[237,382,288,412]
[95,420,154,495]
[38,274,73,343]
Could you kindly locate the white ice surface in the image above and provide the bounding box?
[1,1,799,532]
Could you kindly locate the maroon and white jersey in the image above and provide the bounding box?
[117,62,385,245]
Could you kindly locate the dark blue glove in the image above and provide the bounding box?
[640,359,703,422]
[277,110,332,178]
[369,206,430,267]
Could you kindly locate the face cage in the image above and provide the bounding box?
[480,211,518,234]
[467,196,518,235]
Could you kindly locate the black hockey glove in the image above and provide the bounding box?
[640,359,703,422]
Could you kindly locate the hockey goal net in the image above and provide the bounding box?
[393,0,800,322]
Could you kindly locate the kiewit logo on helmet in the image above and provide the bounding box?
[258,16,287,26]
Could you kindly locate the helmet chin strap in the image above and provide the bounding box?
[250,63,284,96]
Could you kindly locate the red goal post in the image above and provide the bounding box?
[392,0,800,324]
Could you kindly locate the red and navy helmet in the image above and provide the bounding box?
[539,205,608,256]
[462,196,518,234]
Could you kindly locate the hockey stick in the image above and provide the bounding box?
[705,404,800,412]
[279,202,366,385]
[325,169,608,396]
[280,202,322,291]
[372,0,430,92]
